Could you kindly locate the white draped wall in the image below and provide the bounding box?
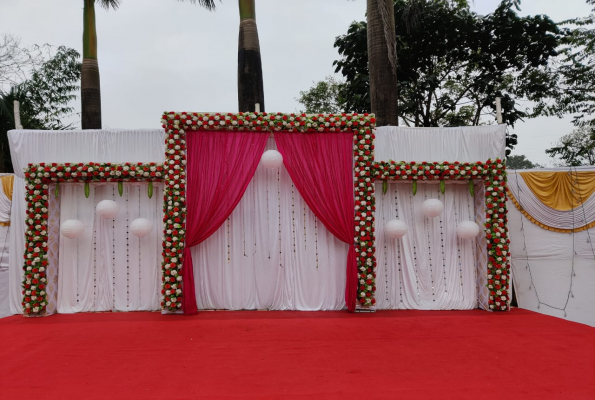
[375,125,506,163]
[192,139,348,311]
[375,182,478,309]
[0,225,10,318]
[508,169,595,327]
[56,183,163,313]
[5,129,166,317]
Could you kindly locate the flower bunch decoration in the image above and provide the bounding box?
[161,111,377,311]
[372,158,510,311]
[22,162,164,315]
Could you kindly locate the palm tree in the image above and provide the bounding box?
[238,0,265,112]
[367,0,399,126]
[81,0,121,129]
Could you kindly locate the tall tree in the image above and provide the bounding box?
[238,0,265,112]
[81,0,120,129]
[332,0,560,154]
[366,0,398,126]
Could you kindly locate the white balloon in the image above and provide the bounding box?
[96,200,119,219]
[261,150,283,169]
[130,218,153,238]
[456,220,480,239]
[61,220,85,239]
[385,219,408,238]
[422,199,444,217]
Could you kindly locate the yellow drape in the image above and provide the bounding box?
[0,175,13,226]
[507,188,595,233]
[519,171,595,211]
[0,175,13,201]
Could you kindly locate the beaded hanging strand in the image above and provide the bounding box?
[409,187,421,301]
[227,217,231,264]
[291,183,296,254]
[425,189,436,303]
[278,169,282,269]
[112,186,116,307]
[439,192,447,294]
[395,185,404,307]
[126,186,130,308]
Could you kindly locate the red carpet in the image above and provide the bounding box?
[0,309,593,399]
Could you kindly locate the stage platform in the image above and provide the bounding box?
[1,309,593,399]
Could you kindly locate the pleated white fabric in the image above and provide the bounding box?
[0,225,10,318]
[508,169,595,230]
[191,139,348,311]
[375,182,478,310]
[8,177,25,315]
[375,125,506,163]
[7,129,166,179]
[507,174,595,327]
[57,183,162,313]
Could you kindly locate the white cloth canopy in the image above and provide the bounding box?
[375,125,506,163]
[8,129,166,178]
[508,168,595,327]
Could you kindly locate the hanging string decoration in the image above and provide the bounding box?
[373,159,509,311]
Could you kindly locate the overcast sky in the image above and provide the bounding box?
[1,0,593,165]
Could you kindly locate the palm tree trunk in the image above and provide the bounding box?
[238,0,265,112]
[82,0,102,129]
[367,0,399,126]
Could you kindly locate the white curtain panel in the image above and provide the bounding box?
[8,177,25,315]
[508,195,595,327]
[191,139,348,311]
[0,225,10,318]
[508,170,595,230]
[8,129,166,179]
[57,183,163,313]
[375,182,478,310]
[375,125,506,163]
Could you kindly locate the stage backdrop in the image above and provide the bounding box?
[6,129,166,315]
[374,125,506,310]
[508,168,595,327]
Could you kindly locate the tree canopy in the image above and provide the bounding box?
[298,0,564,155]
[546,126,595,166]
[0,45,81,172]
[506,154,543,169]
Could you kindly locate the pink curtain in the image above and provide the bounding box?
[274,132,357,311]
[182,130,269,314]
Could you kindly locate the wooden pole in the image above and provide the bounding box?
[496,97,503,124]
[13,100,23,129]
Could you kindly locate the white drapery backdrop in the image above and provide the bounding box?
[0,225,10,318]
[56,183,163,313]
[508,169,595,327]
[375,125,506,163]
[375,182,478,309]
[6,129,166,316]
[191,139,348,311]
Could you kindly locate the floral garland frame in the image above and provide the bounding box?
[22,162,164,315]
[160,112,377,311]
[371,159,510,311]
